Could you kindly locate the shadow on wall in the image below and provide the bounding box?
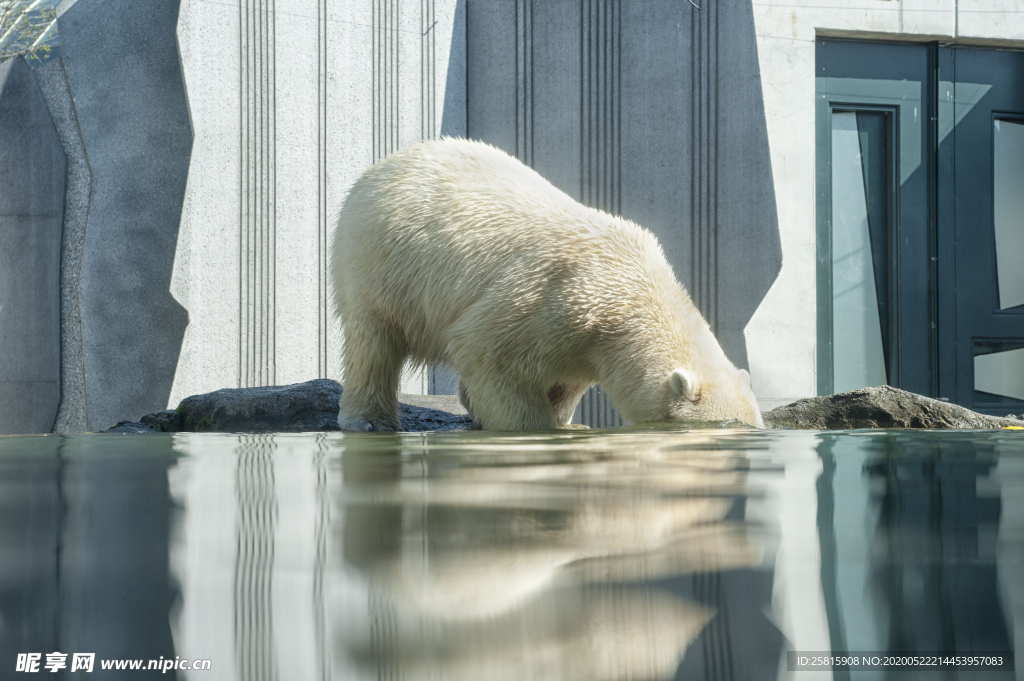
[441,0,468,139]
[429,0,468,396]
[713,1,782,369]
[463,0,781,370]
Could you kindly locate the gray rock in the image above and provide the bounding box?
[104,421,156,434]
[764,385,1023,430]
[170,379,471,433]
[140,409,182,432]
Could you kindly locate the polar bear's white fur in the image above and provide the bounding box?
[331,138,763,431]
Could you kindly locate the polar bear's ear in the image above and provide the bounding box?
[670,368,700,402]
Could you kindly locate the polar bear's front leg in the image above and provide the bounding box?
[456,380,483,429]
[339,316,405,432]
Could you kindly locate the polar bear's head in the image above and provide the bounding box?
[662,366,764,429]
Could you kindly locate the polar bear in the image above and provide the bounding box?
[331,138,763,431]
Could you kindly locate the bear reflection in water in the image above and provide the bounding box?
[334,431,782,681]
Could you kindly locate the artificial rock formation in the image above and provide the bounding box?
[763,385,1021,430]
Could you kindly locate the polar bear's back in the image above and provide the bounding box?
[339,137,614,246]
[332,138,668,365]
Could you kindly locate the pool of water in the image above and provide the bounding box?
[1,429,1022,680]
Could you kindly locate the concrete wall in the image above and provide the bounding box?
[3,0,1023,432]
[747,0,1024,409]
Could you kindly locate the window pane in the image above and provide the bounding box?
[975,343,1024,401]
[831,111,889,392]
[994,118,1024,310]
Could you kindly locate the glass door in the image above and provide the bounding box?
[816,40,934,397]
[939,47,1024,415]
[818,40,1024,416]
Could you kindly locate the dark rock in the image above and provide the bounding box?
[397,396,472,432]
[176,379,339,432]
[171,378,471,433]
[140,409,182,432]
[104,421,156,434]
[764,385,1023,430]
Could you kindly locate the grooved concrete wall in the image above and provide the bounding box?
[172,0,467,413]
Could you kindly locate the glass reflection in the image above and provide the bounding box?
[975,344,1024,402]
[993,118,1024,311]
[831,110,890,392]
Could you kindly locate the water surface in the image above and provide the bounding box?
[1,429,1021,679]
